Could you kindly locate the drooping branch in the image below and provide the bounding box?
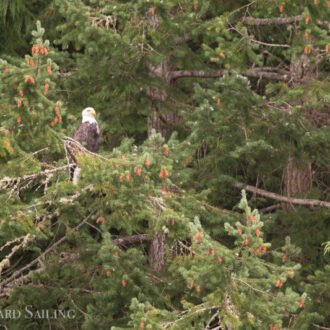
[235,182,330,208]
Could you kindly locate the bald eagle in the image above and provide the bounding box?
[70,107,100,183]
[73,107,100,152]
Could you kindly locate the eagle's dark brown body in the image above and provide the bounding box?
[72,122,100,152]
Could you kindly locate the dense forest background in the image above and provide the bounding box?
[0,0,329,329]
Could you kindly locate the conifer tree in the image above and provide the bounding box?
[0,1,329,329]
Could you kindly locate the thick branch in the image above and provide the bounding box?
[113,234,151,247]
[170,68,311,83]
[235,182,330,208]
[170,70,224,80]
[239,15,302,26]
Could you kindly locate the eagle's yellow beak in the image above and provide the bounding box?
[88,109,96,116]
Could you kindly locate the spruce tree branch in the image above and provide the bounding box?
[59,184,94,204]
[235,182,330,208]
[170,70,224,80]
[113,234,151,247]
[236,15,328,28]
[204,310,220,330]
[0,211,95,291]
[0,236,27,253]
[232,276,273,296]
[259,204,281,213]
[239,15,302,26]
[0,164,74,190]
[62,136,111,162]
[169,68,309,82]
[162,304,218,328]
[228,23,290,48]
[0,233,150,296]
[58,71,75,79]
[312,324,330,330]
[249,39,290,48]
[173,33,191,44]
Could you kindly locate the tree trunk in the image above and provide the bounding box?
[148,233,166,273]
[282,156,313,209]
[281,52,316,209]
[146,11,171,272]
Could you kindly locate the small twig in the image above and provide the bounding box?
[0,236,27,253]
[204,310,219,329]
[232,276,274,296]
[59,184,94,204]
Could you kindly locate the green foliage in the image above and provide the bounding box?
[0,1,329,329]
[0,0,53,55]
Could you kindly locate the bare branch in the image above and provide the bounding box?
[170,67,311,83]
[57,72,75,79]
[113,234,151,247]
[0,164,74,190]
[63,136,111,162]
[235,182,330,208]
[259,204,281,213]
[239,15,302,26]
[250,39,290,48]
[173,33,191,44]
[312,324,330,330]
[0,232,150,296]
[59,184,94,204]
[0,211,95,290]
[170,70,224,80]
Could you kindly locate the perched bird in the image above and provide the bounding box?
[69,107,100,183]
[72,107,100,152]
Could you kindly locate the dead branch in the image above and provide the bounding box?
[113,234,151,247]
[173,33,191,44]
[259,204,281,213]
[63,136,111,162]
[239,15,302,26]
[60,184,95,204]
[0,234,34,276]
[0,211,95,291]
[0,164,74,190]
[0,232,151,296]
[235,182,330,208]
[169,68,310,83]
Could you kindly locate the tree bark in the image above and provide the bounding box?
[282,156,313,209]
[146,11,173,272]
[281,51,317,210]
[148,233,166,273]
[234,182,329,208]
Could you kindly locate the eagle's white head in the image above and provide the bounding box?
[82,107,97,124]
